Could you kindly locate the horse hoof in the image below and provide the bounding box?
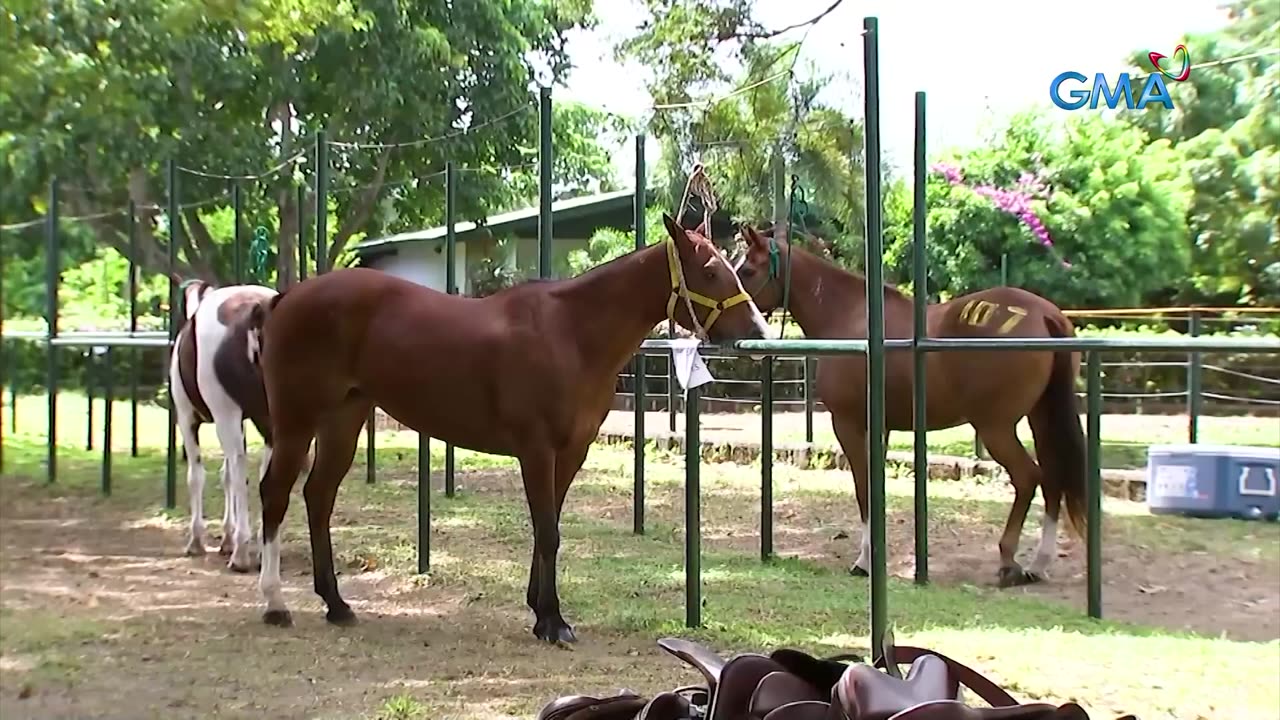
[997,565,1039,588]
[217,538,234,556]
[227,559,254,574]
[184,540,207,557]
[533,618,577,645]
[326,606,358,627]
[848,565,869,577]
[263,609,294,627]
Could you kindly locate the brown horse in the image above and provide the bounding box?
[246,214,770,643]
[734,225,1087,587]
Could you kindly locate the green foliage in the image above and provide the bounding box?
[568,206,666,276]
[890,111,1191,308]
[616,5,866,264]
[1119,0,1280,306]
[0,0,612,305]
[57,247,169,328]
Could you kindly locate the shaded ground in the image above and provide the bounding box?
[2,427,1278,719]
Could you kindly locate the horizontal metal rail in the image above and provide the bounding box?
[4,330,170,341]
[48,336,172,348]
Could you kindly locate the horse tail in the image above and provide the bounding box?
[1034,313,1088,540]
[246,292,286,366]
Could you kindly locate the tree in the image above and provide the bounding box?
[1119,0,1280,305]
[895,110,1192,309]
[615,4,867,268]
[0,0,611,311]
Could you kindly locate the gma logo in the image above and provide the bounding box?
[1048,72,1175,111]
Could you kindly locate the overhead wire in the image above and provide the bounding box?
[326,104,535,150]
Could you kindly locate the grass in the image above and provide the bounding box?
[1,393,1278,719]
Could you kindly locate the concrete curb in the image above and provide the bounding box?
[594,431,1148,503]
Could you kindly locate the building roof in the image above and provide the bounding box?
[353,188,648,254]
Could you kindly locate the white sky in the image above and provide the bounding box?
[558,0,1231,180]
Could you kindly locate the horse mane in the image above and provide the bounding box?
[756,224,912,303]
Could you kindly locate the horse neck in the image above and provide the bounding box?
[784,248,897,338]
[555,241,672,370]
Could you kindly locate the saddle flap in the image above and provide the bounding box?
[835,655,958,720]
[768,648,863,695]
[636,691,693,720]
[708,654,788,720]
[535,694,648,720]
[749,671,827,718]
[761,700,837,720]
[658,637,728,693]
[886,699,1073,720]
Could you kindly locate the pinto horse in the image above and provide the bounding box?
[169,280,278,572]
[245,214,771,643]
[734,226,1087,587]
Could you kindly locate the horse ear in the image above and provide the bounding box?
[662,212,698,253]
[661,212,684,240]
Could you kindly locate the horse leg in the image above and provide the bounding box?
[303,399,369,626]
[519,447,576,644]
[258,429,313,628]
[541,439,593,643]
[217,462,235,556]
[178,418,207,557]
[212,411,255,573]
[1025,406,1061,581]
[831,413,872,576]
[975,423,1043,587]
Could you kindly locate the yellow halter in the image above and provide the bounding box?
[664,234,753,338]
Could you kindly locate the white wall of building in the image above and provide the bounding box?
[368,239,469,294]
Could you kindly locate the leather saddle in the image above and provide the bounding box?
[534,632,1139,720]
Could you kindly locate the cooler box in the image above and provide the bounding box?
[1146,444,1280,521]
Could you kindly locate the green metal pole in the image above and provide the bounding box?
[1000,253,1009,286]
[366,409,376,484]
[633,134,647,535]
[233,182,244,284]
[297,184,307,281]
[315,131,329,274]
[762,148,784,562]
[761,357,774,561]
[445,161,457,498]
[45,177,59,486]
[128,199,139,457]
[862,15,889,651]
[102,347,113,496]
[668,355,678,432]
[911,90,929,586]
[418,433,430,573]
[685,382,702,628]
[166,158,179,509]
[804,358,815,443]
[1187,311,1202,443]
[86,348,94,451]
[1086,350,1103,619]
[538,87,553,280]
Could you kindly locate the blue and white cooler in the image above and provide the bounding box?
[1146,443,1280,521]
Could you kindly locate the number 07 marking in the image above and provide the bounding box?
[998,305,1029,334]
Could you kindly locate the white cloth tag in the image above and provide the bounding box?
[669,338,714,390]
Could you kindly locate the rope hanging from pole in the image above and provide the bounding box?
[671,163,722,340]
[250,226,272,283]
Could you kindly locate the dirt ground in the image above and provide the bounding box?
[1,463,1277,719]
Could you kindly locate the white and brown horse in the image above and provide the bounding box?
[168,280,279,572]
